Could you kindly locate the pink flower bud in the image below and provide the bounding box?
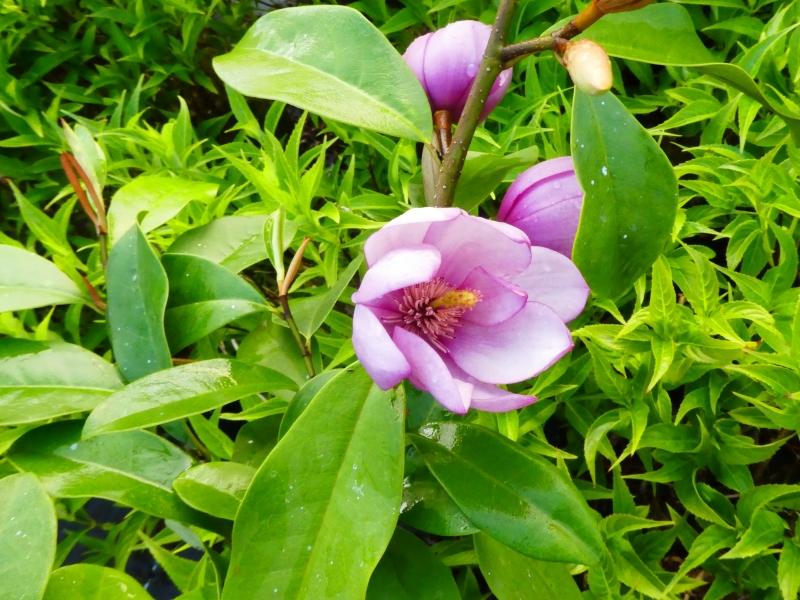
[498,157,584,258]
[403,21,512,120]
[563,40,612,96]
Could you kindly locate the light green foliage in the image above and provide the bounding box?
[1,0,799,597]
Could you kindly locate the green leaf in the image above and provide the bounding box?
[162,254,267,351]
[106,225,171,382]
[83,359,294,436]
[571,91,678,298]
[279,370,341,439]
[582,3,715,65]
[291,256,362,338]
[167,215,269,273]
[43,565,151,600]
[237,322,308,386]
[8,421,218,529]
[0,339,122,426]
[0,473,56,600]
[222,367,404,599]
[778,539,800,600]
[411,422,605,565]
[9,181,74,260]
[454,148,539,212]
[0,245,85,311]
[475,533,581,600]
[173,462,255,520]
[366,529,460,600]
[720,510,785,560]
[213,6,431,141]
[400,464,478,537]
[107,176,218,244]
[582,3,800,139]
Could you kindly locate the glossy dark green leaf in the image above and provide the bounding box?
[222,367,404,599]
[411,422,604,565]
[213,6,430,141]
[571,90,678,298]
[163,253,267,351]
[366,529,460,600]
[7,421,217,529]
[106,225,172,381]
[167,215,269,272]
[83,359,294,436]
[0,473,57,600]
[0,339,122,425]
[400,463,478,537]
[237,321,308,386]
[278,370,341,439]
[0,245,86,311]
[43,565,151,600]
[475,534,581,600]
[173,462,255,520]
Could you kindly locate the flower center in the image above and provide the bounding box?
[385,278,480,353]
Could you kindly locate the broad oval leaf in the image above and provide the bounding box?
[44,565,151,600]
[366,529,460,600]
[107,176,218,245]
[571,90,678,298]
[173,462,255,520]
[222,367,404,599]
[7,421,220,531]
[475,533,582,600]
[213,6,431,141]
[84,359,295,436]
[411,422,604,565]
[0,339,122,426]
[0,245,85,311]
[162,253,267,352]
[0,473,57,600]
[400,462,478,537]
[167,215,269,273]
[107,225,171,381]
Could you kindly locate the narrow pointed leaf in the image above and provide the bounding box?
[84,359,294,436]
[106,225,171,381]
[0,245,85,311]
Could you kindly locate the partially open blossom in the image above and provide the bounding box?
[351,208,589,413]
[563,40,612,96]
[498,157,584,258]
[403,21,512,120]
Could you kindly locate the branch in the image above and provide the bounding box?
[431,0,518,208]
[278,237,316,378]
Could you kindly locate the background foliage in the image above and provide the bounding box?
[1,0,799,598]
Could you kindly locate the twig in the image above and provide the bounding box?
[431,0,518,207]
[278,237,316,378]
[60,152,109,268]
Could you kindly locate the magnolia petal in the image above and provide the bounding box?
[393,327,470,414]
[513,246,589,323]
[498,156,577,221]
[352,305,410,389]
[461,267,527,326]
[364,207,463,265]
[447,301,573,384]
[424,213,532,285]
[351,244,441,304]
[469,385,537,412]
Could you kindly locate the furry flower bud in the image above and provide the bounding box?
[563,40,612,96]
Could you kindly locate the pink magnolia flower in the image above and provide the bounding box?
[403,20,512,120]
[498,157,584,258]
[351,208,589,414]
